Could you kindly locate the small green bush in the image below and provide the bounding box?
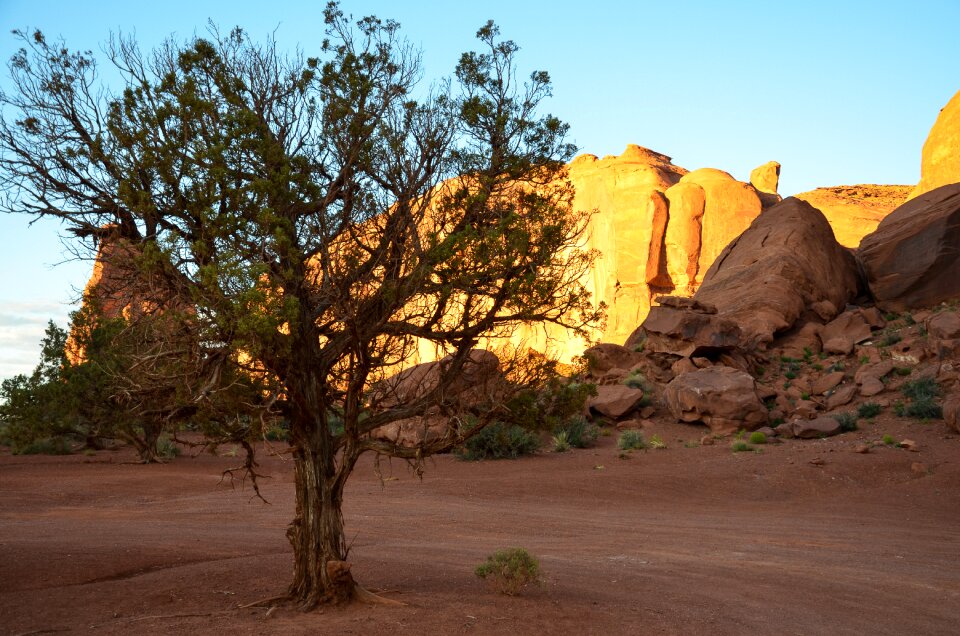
[457,422,541,460]
[748,431,767,445]
[648,433,667,449]
[156,436,181,459]
[13,436,73,455]
[879,333,902,347]
[264,425,288,442]
[623,370,653,392]
[552,416,599,449]
[882,434,896,446]
[894,367,912,377]
[901,377,941,401]
[731,441,752,453]
[857,402,882,419]
[551,430,570,452]
[475,548,542,595]
[784,371,797,380]
[617,430,647,451]
[832,412,858,432]
[905,398,942,420]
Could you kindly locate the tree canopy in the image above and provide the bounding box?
[0,2,600,608]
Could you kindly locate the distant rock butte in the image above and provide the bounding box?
[794,185,911,248]
[910,89,960,200]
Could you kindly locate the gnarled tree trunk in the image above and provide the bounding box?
[285,393,355,608]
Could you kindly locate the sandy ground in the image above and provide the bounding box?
[2,416,959,635]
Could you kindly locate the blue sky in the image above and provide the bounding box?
[1,0,958,378]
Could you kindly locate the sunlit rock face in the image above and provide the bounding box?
[564,146,765,353]
[794,185,912,248]
[67,145,772,365]
[910,89,960,200]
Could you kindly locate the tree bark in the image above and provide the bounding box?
[286,432,354,608]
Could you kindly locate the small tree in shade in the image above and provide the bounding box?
[0,3,599,608]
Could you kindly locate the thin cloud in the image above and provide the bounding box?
[0,299,76,380]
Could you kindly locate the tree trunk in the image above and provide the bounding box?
[286,438,355,609]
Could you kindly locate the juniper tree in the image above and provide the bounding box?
[0,3,599,607]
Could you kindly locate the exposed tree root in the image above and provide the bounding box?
[353,585,406,606]
[237,594,289,609]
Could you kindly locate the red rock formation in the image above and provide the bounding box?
[691,197,860,349]
[857,183,960,311]
[794,185,911,248]
[909,89,960,200]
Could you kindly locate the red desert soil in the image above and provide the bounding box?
[2,418,959,635]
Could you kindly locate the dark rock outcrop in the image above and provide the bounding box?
[858,183,960,311]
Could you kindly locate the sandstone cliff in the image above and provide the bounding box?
[910,89,960,200]
[794,185,911,248]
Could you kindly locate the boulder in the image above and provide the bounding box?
[587,385,647,420]
[663,366,768,434]
[692,197,861,349]
[945,393,959,433]
[928,312,960,340]
[582,343,645,375]
[859,376,885,397]
[821,310,873,355]
[826,384,857,409]
[750,161,781,195]
[629,302,742,357]
[812,371,845,396]
[855,360,895,385]
[783,416,843,439]
[909,90,960,200]
[370,350,502,447]
[858,183,960,311]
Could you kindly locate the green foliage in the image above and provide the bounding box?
[899,377,943,420]
[457,422,541,460]
[475,548,541,595]
[552,416,599,449]
[901,377,941,401]
[623,370,653,392]
[551,430,570,452]
[905,399,942,420]
[13,436,73,455]
[882,434,896,446]
[832,412,858,432]
[858,402,882,419]
[859,355,870,364]
[800,392,810,401]
[879,333,902,347]
[617,429,647,451]
[648,433,667,449]
[731,441,752,453]
[505,379,596,433]
[784,371,797,380]
[156,436,181,459]
[748,431,767,445]
[894,401,906,417]
[894,367,912,377]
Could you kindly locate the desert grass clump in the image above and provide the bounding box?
[617,429,647,451]
[551,430,571,452]
[475,548,542,595]
[731,441,752,453]
[857,402,882,419]
[552,416,599,449]
[900,376,943,420]
[832,412,858,432]
[882,434,896,446]
[457,423,541,461]
[648,433,667,449]
[748,431,767,445]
